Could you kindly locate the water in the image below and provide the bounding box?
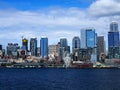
[0,68,120,90]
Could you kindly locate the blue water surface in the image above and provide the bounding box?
[0,68,120,90]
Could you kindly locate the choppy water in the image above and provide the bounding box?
[0,68,120,90]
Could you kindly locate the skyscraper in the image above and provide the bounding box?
[97,36,105,60]
[40,37,48,58]
[22,38,28,51]
[108,22,120,59]
[81,29,86,48]
[7,43,20,57]
[81,28,96,48]
[30,38,37,56]
[110,22,118,32]
[72,36,80,50]
[59,38,69,60]
[72,36,81,61]
[86,29,96,48]
[60,38,68,48]
[49,45,58,56]
[81,28,97,63]
[108,32,119,47]
[0,45,2,50]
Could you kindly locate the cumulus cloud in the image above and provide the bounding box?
[88,0,120,17]
[1,0,120,49]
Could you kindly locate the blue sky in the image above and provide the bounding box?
[0,0,94,10]
[0,0,120,49]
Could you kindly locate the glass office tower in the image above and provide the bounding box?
[40,37,48,58]
[30,38,37,56]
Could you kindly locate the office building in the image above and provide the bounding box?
[72,36,80,51]
[81,28,97,62]
[49,45,59,56]
[40,37,48,58]
[30,38,37,56]
[97,36,105,60]
[0,45,2,50]
[22,38,28,51]
[59,38,69,60]
[108,22,120,59]
[81,28,96,48]
[60,38,68,48]
[108,32,119,47]
[72,36,81,61]
[110,22,118,32]
[66,46,70,53]
[37,47,40,57]
[7,43,20,57]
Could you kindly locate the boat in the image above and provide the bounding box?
[71,61,93,68]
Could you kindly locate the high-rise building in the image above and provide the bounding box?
[0,45,2,50]
[97,36,105,60]
[81,29,86,48]
[40,37,48,58]
[37,47,40,57]
[22,38,28,51]
[81,28,97,63]
[30,38,37,56]
[7,43,20,57]
[86,29,96,48]
[72,36,81,61]
[110,22,118,32]
[59,38,69,60]
[108,32,119,47]
[81,28,96,48]
[49,45,59,56]
[72,36,80,50]
[66,46,70,53]
[60,38,68,48]
[108,22,120,59]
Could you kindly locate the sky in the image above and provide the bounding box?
[0,0,120,49]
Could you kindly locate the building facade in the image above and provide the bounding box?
[0,45,2,50]
[86,29,96,48]
[30,38,37,56]
[72,36,80,51]
[108,32,119,47]
[22,38,28,51]
[59,38,69,61]
[49,45,59,56]
[81,29,86,48]
[110,22,118,32]
[40,37,48,58]
[81,28,96,48]
[7,43,20,57]
[60,38,68,49]
[72,36,81,61]
[108,22,120,59]
[97,36,105,60]
[81,28,97,62]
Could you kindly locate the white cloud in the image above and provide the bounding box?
[0,1,120,49]
[88,0,120,17]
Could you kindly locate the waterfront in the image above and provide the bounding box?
[0,68,120,90]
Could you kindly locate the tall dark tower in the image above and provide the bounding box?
[108,22,120,59]
[30,38,37,56]
[0,45,2,50]
[72,36,80,61]
[72,36,80,51]
[110,22,118,32]
[40,37,48,58]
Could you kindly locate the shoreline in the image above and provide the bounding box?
[0,66,119,69]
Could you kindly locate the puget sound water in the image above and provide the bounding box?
[0,68,120,90]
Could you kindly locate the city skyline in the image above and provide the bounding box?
[0,0,120,49]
